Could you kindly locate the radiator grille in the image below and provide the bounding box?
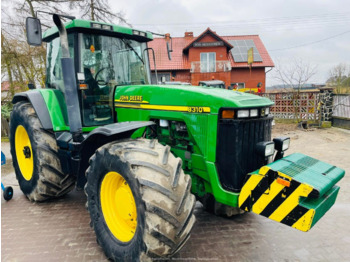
[216,116,273,192]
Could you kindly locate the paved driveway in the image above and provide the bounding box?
[2,126,350,261]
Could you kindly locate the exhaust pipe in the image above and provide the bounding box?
[53,14,83,142]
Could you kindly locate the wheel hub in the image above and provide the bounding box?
[15,125,34,181]
[23,146,31,158]
[100,171,137,242]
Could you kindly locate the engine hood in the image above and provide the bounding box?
[114,84,273,114]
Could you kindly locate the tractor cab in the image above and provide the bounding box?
[198,80,226,89]
[42,20,153,127]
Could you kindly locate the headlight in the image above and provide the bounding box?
[237,110,249,118]
[250,109,258,117]
[256,141,275,157]
[273,137,290,152]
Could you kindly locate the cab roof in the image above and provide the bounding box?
[42,19,153,42]
[199,80,225,85]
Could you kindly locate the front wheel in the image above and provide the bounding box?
[85,139,196,262]
[9,101,75,201]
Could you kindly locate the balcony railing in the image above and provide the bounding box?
[190,60,232,73]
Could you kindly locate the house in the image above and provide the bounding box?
[148,28,274,92]
[1,81,21,102]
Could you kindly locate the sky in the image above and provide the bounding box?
[110,0,350,87]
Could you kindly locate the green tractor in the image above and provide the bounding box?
[10,14,344,261]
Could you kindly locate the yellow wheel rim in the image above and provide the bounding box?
[15,125,34,181]
[100,171,137,242]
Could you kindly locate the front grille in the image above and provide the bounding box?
[216,116,273,192]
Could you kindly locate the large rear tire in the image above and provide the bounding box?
[9,101,75,201]
[85,138,196,262]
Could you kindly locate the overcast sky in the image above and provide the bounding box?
[111,0,350,86]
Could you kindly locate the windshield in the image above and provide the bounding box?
[79,33,150,127]
[81,34,150,85]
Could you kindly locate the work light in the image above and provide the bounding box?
[273,137,290,152]
[256,141,275,157]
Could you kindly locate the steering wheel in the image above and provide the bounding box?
[94,67,115,84]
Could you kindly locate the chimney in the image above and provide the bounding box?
[184,32,193,39]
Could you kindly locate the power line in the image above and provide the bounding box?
[269,30,350,52]
[133,12,350,27]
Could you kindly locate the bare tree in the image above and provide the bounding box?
[273,58,317,121]
[70,0,130,26]
[274,58,317,92]
[327,63,350,94]
[1,0,130,98]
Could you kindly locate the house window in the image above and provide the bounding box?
[200,52,216,73]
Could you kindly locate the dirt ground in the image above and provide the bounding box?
[1,123,350,261]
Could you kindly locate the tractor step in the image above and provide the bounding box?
[239,153,345,232]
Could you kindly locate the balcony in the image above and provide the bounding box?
[190,60,232,73]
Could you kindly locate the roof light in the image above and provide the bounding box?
[133,30,140,35]
[102,24,112,30]
[139,32,146,37]
[91,23,102,29]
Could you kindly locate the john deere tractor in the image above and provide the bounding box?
[10,14,345,261]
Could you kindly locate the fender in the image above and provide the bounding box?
[12,91,53,130]
[56,121,155,189]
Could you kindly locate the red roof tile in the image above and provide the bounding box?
[148,31,274,70]
[148,37,192,70]
[1,81,21,91]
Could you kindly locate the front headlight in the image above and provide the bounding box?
[250,109,258,117]
[256,141,275,157]
[273,137,290,152]
[237,110,249,118]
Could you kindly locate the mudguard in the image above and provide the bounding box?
[239,153,345,232]
[12,91,53,130]
[56,121,155,189]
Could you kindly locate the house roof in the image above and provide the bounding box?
[149,37,192,70]
[183,28,233,53]
[1,81,21,91]
[223,35,274,68]
[148,30,274,70]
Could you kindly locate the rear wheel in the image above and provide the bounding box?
[85,139,196,262]
[10,101,75,201]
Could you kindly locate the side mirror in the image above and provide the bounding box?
[26,17,42,46]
